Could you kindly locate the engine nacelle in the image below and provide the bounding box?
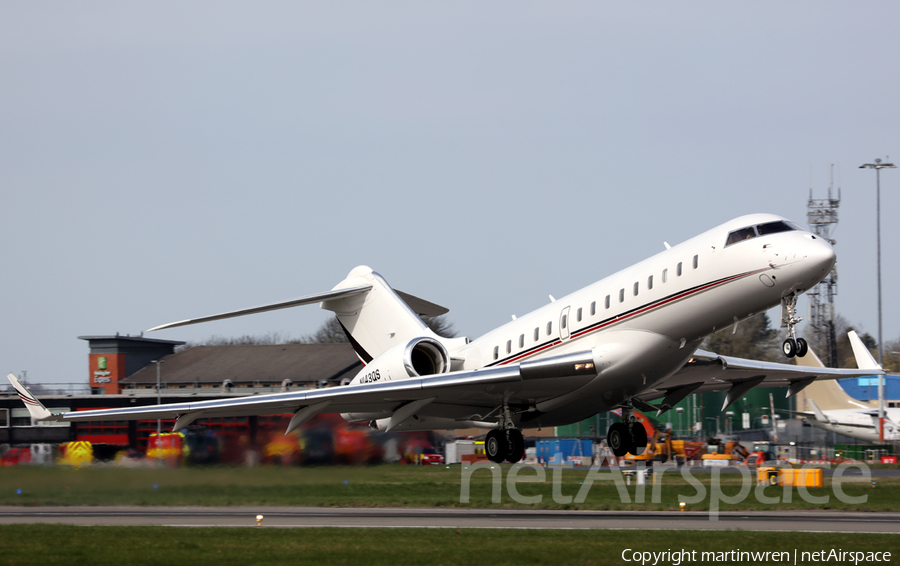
[348,337,451,386]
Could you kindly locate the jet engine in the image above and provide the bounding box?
[350,337,451,385]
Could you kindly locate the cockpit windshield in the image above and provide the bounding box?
[725,227,756,246]
[725,220,798,247]
[756,220,796,236]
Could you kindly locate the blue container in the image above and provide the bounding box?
[536,438,592,464]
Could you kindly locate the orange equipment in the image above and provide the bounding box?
[624,416,704,464]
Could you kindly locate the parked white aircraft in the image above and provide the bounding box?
[788,349,899,442]
[8,213,883,463]
[793,399,900,442]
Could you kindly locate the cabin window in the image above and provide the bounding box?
[577,307,583,322]
[546,322,552,336]
[619,289,625,303]
[677,262,683,276]
[590,301,596,316]
[493,346,499,360]
[561,314,567,329]
[519,334,524,348]
[605,295,610,309]
[693,254,699,269]
[506,340,511,354]
[662,268,668,283]
[633,282,639,296]
[534,327,539,341]
[648,275,653,290]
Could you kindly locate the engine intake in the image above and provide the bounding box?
[349,337,450,386]
[404,337,450,376]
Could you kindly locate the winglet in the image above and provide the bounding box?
[848,331,882,371]
[807,399,830,423]
[7,374,54,421]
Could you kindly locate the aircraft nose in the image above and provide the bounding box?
[807,236,836,278]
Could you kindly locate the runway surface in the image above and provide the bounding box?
[0,506,897,533]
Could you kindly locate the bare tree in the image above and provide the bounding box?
[177,332,290,351]
[298,315,456,344]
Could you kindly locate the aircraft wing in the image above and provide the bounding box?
[6,350,597,433]
[635,331,884,413]
[779,409,878,429]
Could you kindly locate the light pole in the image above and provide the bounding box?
[860,157,896,441]
[676,406,684,437]
[152,359,164,438]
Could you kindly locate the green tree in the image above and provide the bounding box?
[701,313,781,362]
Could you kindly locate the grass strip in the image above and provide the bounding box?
[0,525,897,566]
[0,465,897,512]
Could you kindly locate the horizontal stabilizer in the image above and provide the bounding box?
[395,290,449,317]
[148,285,372,332]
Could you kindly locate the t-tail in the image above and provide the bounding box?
[321,266,446,362]
[146,265,456,363]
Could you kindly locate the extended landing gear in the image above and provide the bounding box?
[782,337,808,359]
[607,404,648,457]
[485,428,525,464]
[780,294,808,359]
[485,401,525,464]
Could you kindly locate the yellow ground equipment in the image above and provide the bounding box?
[624,426,704,464]
[757,466,823,487]
[59,441,93,466]
[701,440,767,467]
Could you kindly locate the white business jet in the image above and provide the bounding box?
[792,399,900,443]
[8,213,883,463]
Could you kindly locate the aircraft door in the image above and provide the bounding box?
[559,306,571,341]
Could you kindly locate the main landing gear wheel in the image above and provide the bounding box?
[796,337,808,357]
[506,429,525,464]
[607,422,629,457]
[783,338,797,358]
[485,428,525,463]
[629,422,647,456]
[485,429,507,463]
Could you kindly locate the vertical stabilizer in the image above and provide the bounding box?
[794,337,877,411]
[321,266,440,361]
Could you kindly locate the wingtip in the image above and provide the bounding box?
[147,320,189,332]
[7,373,52,420]
[848,331,882,372]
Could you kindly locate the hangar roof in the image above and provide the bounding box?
[120,343,361,386]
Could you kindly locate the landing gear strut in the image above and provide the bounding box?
[607,403,647,457]
[780,294,808,359]
[485,402,525,464]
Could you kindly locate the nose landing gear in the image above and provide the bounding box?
[780,294,808,359]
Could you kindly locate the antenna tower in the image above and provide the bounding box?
[806,165,840,367]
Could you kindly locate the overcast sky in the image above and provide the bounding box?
[2,2,898,385]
